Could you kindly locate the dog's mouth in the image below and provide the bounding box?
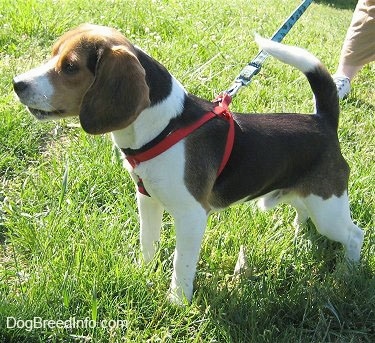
[28,107,65,120]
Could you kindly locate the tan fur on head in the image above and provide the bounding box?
[15,24,151,134]
[52,25,151,134]
[80,45,150,134]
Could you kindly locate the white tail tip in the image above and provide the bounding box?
[254,34,320,74]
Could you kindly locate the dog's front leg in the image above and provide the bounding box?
[168,206,207,304]
[137,192,164,263]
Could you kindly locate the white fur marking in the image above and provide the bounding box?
[137,193,164,263]
[111,76,187,149]
[257,190,363,261]
[302,193,364,261]
[134,141,207,303]
[255,35,320,74]
[14,57,57,111]
[169,205,207,304]
[257,190,284,211]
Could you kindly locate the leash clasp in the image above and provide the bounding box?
[226,82,242,98]
[225,60,264,98]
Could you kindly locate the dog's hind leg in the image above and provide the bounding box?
[289,196,309,230]
[288,196,310,243]
[259,191,309,232]
[301,192,364,261]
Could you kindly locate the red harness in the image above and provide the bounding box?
[125,93,235,196]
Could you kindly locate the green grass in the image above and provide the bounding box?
[1,0,374,341]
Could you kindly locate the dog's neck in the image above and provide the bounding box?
[111,48,187,150]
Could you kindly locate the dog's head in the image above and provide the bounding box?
[13,24,150,134]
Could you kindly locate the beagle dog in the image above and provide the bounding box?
[13,24,364,304]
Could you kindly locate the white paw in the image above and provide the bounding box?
[167,285,192,305]
[345,226,364,262]
[233,245,251,277]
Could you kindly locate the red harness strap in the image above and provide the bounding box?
[214,93,235,176]
[126,93,235,196]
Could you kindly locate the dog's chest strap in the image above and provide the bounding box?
[123,94,234,196]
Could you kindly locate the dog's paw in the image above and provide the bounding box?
[167,287,191,306]
[344,225,364,263]
[293,208,309,228]
[233,245,251,277]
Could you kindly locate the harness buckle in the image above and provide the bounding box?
[213,92,232,109]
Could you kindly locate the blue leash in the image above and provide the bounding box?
[226,0,313,98]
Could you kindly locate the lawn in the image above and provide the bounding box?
[0,0,374,342]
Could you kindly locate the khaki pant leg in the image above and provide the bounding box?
[340,0,375,66]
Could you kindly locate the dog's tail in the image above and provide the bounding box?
[255,35,339,129]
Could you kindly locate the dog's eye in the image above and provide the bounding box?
[62,61,79,75]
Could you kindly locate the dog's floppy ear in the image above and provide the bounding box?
[80,45,150,134]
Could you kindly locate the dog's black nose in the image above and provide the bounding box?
[13,78,28,94]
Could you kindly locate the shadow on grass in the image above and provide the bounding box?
[196,240,375,342]
[314,0,357,10]
[344,96,375,113]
